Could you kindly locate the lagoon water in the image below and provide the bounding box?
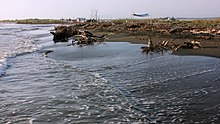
[0,23,220,124]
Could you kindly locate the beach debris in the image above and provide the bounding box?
[174,40,203,51]
[48,18,220,42]
[141,38,203,53]
[50,25,108,45]
[140,37,154,53]
[72,35,97,45]
[72,31,108,45]
[50,25,79,42]
[141,37,176,53]
[43,50,53,57]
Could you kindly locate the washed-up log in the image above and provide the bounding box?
[72,34,108,45]
[50,25,79,42]
[141,38,203,53]
[50,25,109,45]
[174,40,203,51]
[140,38,155,53]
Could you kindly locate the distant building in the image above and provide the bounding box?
[76,18,87,23]
[60,18,65,22]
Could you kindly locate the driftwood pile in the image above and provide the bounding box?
[50,25,78,42]
[50,25,107,44]
[73,21,220,40]
[50,26,204,54]
[141,38,203,53]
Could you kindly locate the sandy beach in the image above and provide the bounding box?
[90,31,220,58]
[47,19,217,59]
[5,18,219,58]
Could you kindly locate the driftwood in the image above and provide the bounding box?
[174,40,203,51]
[72,34,108,45]
[50,25,79,42]
[50,25,107,44]
[141,38,203,53]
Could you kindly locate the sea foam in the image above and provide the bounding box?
[0,57,8,77]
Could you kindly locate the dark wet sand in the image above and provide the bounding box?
[48,30,220,59]
[172,47,220,58]
[98,32,220,59]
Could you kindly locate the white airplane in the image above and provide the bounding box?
[133,13,149,17]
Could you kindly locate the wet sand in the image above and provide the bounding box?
[92,31,220,59]
[172,47,220,58]
[50,19,220,59]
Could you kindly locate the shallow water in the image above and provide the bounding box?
[0,23,220,124]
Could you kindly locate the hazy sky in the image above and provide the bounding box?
[0,0,220,20]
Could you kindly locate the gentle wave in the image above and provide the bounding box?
[1,24,220,124]
[0,40,39,77]
[0,58,8,77]
[0,24,46,77]
[4,38,39,58]
[91,72,108,83]
[156,68,216,84]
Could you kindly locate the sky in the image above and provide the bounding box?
[0,0,220,20]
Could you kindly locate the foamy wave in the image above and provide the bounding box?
[182,68,215,79]
[92,72,108,83]
[4,37,40,58]
[0,36,40,77]
[157,68,216,84]
[0,58,9,77]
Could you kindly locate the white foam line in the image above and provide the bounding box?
[122,55,165,69]
[0,58,8,77]
[156,68,216,84]
[91,72,108,83]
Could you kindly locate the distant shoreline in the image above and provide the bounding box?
[176,17,220,20]
[1,17,220,24]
